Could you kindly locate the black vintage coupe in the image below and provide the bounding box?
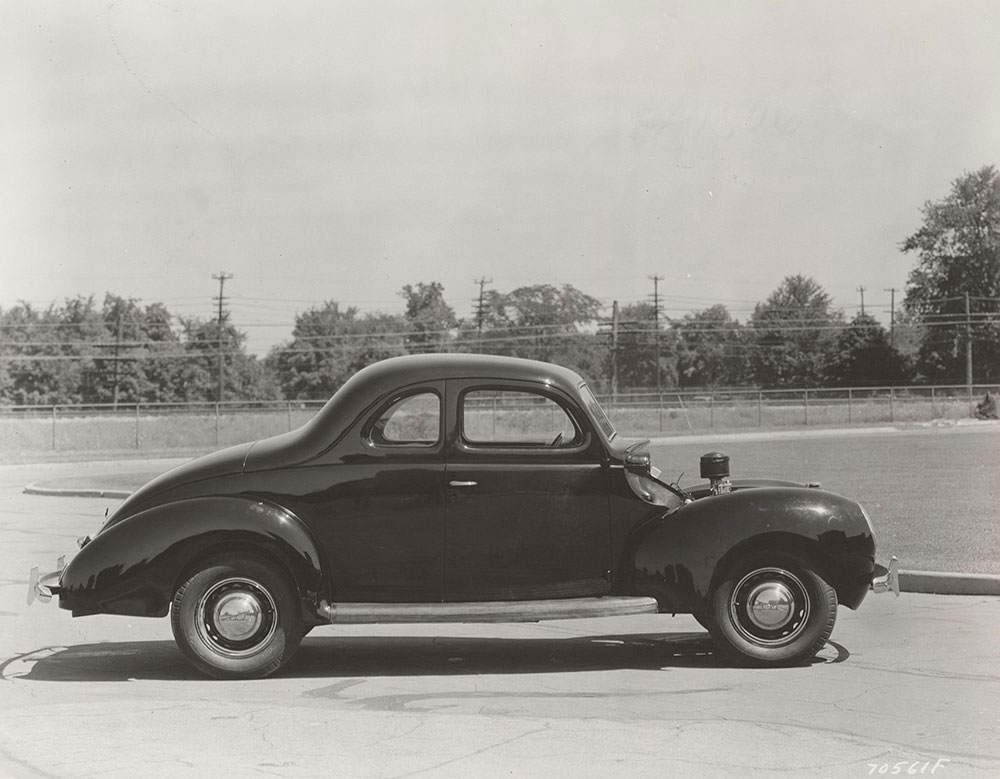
[30,354,898,678]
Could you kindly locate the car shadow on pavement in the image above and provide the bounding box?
[2,641,190,682]
[289,631,722,678]
[5,632,848,682]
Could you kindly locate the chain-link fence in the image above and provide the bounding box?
[0,400,327,454]
[600,384,999,435]
[1,384,997,454]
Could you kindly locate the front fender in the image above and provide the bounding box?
[622,487,875,613]
[58,496,327,621]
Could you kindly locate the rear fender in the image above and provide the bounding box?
[622,487,875,613]
[58,496,327,621]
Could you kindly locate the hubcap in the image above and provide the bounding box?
[745,581,795,630]
[730,567,810,647]
[197,577,277,657]
[213,590,264,641]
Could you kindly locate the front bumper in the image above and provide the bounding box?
[870,556,900,596]
[27,556,65,605]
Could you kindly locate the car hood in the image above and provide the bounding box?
[103,441,254,531]
[692,477,809,495]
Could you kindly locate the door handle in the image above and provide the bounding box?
[448,480,478,488]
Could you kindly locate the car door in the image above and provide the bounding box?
[443,380,611,602]
[298,385,446,603]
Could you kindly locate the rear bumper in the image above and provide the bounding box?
[870,556,900,596]
[27,556,65,605]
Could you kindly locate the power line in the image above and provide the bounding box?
[4,309,999,353]
[6,289,1000,332]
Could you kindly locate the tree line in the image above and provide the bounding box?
[3,166,999,405]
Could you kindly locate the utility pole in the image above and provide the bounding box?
[857,285,867,316]
[474,277,492,334]
[965,291,973,389]
[610,300,619,400]
[884,287,897,346]
[648,274,664,395]
[112,316,123,410]
[212,272,233,403]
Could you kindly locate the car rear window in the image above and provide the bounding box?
[368,391,441,446]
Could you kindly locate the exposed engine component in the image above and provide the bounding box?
[700,451,732,495]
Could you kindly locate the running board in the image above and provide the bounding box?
[318,596,659,624]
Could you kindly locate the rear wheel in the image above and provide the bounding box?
[170,553,304,679]
[707,550,837,666]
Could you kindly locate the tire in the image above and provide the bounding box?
[707,549,837,667]
[170,553,304,680]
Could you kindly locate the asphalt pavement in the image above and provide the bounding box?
[1,456,999,777]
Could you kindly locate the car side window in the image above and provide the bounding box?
[368,391,441,447]
[461,389,582,447]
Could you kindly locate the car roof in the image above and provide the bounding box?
[350,353,588,394]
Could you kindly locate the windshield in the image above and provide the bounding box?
[580,384,616,440]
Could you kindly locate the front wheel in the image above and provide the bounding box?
[170,553,304,679]
[707,550,837,666]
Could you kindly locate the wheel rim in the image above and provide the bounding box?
[729,567,811,647]
[196,577,278,658]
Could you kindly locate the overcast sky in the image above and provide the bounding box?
[3,1,998,354]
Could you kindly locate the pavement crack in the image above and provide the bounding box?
[849,662,1000,683]
[391,725,550,778]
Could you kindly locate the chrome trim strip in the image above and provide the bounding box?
[318,595,659,624]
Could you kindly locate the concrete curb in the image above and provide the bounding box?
[897,570,1000,596]
[649,427,904,446]
[24,484,132,500]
